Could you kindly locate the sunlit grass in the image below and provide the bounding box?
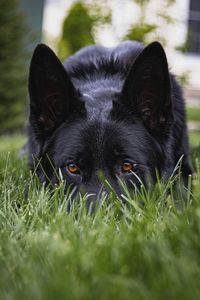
[189,131,200,147]
[187,106,200,122]
[0,134,200,300]
[0,134,26,152]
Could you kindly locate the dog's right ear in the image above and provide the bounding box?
[29,44,84,136]
[118,42,173,136]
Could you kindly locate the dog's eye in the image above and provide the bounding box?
[121,161,136,173]
[67,163,80,174]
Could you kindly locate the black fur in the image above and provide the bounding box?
[28,41,192,203]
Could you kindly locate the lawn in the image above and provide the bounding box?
[187,106,200,122]
[0,132,200,300]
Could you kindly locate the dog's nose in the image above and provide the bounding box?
[85,193,97,213]
[85,189,108,213]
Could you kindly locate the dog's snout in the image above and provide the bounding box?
[85,188,108,213]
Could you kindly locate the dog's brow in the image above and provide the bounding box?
[83,93,93,99]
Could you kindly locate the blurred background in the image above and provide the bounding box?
[0,0,199,145]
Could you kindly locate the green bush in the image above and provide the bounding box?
[123,0,176,45]
[57,1,111,60]
[0,0,27,134]
[58,2,95,60]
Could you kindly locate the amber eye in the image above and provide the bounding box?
[67,163,80,174]
[121,162,135,173]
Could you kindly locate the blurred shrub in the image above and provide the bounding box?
[58,2,95,60]
[0,0,27,134]
[125,23,158,43]
[124,0,176,45]
[58,1,111,60]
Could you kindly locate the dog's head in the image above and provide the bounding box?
[28,42,173,203]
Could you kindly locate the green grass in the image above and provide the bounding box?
[187,107,200,122]
[187,105,200,146]
[189,131,200,147]
[0,135,200,300]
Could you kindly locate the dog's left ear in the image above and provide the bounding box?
[121,42,173,134]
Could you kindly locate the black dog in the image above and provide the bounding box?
[28,41,192,203]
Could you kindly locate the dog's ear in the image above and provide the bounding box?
[29,44,84,135]
[121,42,173,134]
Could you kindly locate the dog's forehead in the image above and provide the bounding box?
[82,88,119,122]
[53,119,151,163]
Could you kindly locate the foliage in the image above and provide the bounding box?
[0,135,200,300]
[0,0,28,134]
[175,17,198,54]
[58,1,111,60]
[125,23,158,43]
[58,2,95,60]
[123,0,176,44]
